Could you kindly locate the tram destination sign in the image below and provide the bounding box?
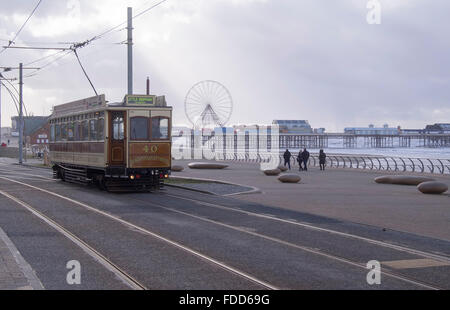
[125,95,156,106]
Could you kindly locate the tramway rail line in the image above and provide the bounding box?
[0,167,448,289]
[0,176,278,290]
[129,195,444,290]
[164,193,450,264]
[0,189,147,290]
[1,166,448,265]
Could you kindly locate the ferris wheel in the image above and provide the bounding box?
[184,80,233,128]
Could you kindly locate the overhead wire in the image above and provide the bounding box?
[73,49,98,96]
[2,78,29,116]
[0,0,43,54]
[25,49,67,66]
[0,81,20,115]
[5,0,169,99]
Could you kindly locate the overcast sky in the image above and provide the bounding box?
[0,0,449,131]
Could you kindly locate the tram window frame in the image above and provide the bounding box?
[150,116,170,140]
[90,118,98,141]
[130,116,149,141]
[55,124,61,141]
[97,117,104,141]
[61,123,68,141]
[68,122,75,141]
[74,121,80,141]
[81,120,89,141]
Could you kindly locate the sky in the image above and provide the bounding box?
[0,0,449,132]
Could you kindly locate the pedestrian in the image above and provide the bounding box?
[297,150,304,171]
[283,149,292,170]
[302,148,310,171]
[319,149,327,171]
[7,139,10,145]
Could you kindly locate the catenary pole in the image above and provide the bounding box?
[127,7,133,95]
[19,63,23,164]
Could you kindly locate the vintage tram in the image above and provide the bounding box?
[49,94,172,191]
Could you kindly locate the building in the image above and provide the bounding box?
[401,129,424,135]
[272,120,313,134]
[1,127,11,137]
[344,124,400,135]
[11,116,49,137]
[29,122,50,148]
[172,126,191,137]
[313,128,326,134]
[424,123,450,134]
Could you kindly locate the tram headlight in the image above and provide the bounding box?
[130,175,135,180]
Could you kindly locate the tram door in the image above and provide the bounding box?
[109,111,126,166]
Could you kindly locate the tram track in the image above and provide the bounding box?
[128,195,446,290]
[162,192,450,264]
[0,167,449,289]
[0,176,278,290]
[0,189,146,290]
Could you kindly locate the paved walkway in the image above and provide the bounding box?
[0,228,43,290]
[172,160,450,241]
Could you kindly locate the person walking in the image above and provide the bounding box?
[302,148,310,171]
[283,149,292,170]
[297,150,304,171]
[319,149,327,171]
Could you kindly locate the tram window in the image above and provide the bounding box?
[90,119,98,141]
[82,120,89,141]
[130,117,149,140]
[74,122,80,141]
[112,115,124,140]
[61,124,67,141]
[151,117,169,140]
[97,118,104,140]
[55,124,60,141]
[50,124,55,142]
[68,122,74,141]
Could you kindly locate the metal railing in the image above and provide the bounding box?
[203,152,449,175]
[172,147,450,175]
[284,154,450,175]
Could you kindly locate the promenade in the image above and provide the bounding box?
[0,158,449,289]
[172,160,450,241]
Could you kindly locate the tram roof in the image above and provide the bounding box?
[51,94,170,118]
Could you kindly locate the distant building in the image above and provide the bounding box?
[313,128,326,134]
[344,124,400,135]
[1,127,11,136]
[29,123,50,146]
[172,126,191,137]
[11,116,49,137]
[401,129,424,135]
[424,123,450,134]
[272,120,313,134]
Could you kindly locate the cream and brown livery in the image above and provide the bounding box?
[49,94,172,191]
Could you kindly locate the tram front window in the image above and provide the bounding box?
[151,117,169,140]
[130,117,149,140]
